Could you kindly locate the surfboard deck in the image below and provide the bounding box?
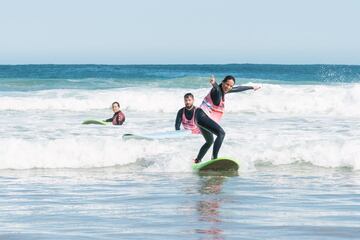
[123,130,193,140]
[192,158,239,172]
[82,119,109,125]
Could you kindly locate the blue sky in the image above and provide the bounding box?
[0,0,359,64]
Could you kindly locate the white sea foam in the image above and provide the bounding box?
[1,83,359,171]
[1,84,359,117]
[0,137,195,171]
[1,132,359,171]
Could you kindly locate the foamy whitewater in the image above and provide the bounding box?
[1,64,360,239]
[1,64,360,171]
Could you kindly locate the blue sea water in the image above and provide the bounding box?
[1,64,360,91]
[0,64,360,239]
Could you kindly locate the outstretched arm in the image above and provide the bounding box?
[229,85,261,93]
[209,75,223,106]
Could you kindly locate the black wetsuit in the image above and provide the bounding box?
[195,84,253,162]
[175,106,196,130]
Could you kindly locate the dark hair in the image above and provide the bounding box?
[184,93,194,99]
[222,75,236,84]
[112,102,120,107]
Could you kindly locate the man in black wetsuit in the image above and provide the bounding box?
[194,75,261,163]
[175,93,200,134]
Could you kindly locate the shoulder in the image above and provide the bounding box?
[118,111,125,117]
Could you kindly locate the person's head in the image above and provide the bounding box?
[112,102,120,113]
[221,75,235,93]
[183,93,194,108]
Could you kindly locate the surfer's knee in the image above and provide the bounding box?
[216,128,225,140]
[205,135,214,146]
[218,130,225,143]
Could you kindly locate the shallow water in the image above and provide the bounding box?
[1,166,360,240]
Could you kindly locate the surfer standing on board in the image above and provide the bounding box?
[104,102,126,125]
[175,93,201,134]
[193,75,261,163]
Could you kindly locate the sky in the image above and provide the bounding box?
[0,0,359,64]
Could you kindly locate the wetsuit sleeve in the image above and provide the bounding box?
[104,118,113,122]
[210,83,223,106]
[228,86,254,93]
[175,109,183,130]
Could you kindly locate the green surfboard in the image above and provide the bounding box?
[192,157,239,172]
[82,119,110,125]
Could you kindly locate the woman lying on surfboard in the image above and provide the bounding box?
[104,101,126,125]
[193,75,261,163]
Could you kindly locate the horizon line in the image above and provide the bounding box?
[1,63,360,67]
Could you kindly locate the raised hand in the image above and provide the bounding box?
[209,75,216,85]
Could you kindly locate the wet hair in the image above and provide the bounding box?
[222,75,236,84]
[112,102,120,107]
[184,93,194,99]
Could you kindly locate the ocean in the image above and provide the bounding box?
[1,64,360,239]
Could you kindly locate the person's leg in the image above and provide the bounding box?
[195,109,226,161]
[211,125,225,159]
[195,126,213,162]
